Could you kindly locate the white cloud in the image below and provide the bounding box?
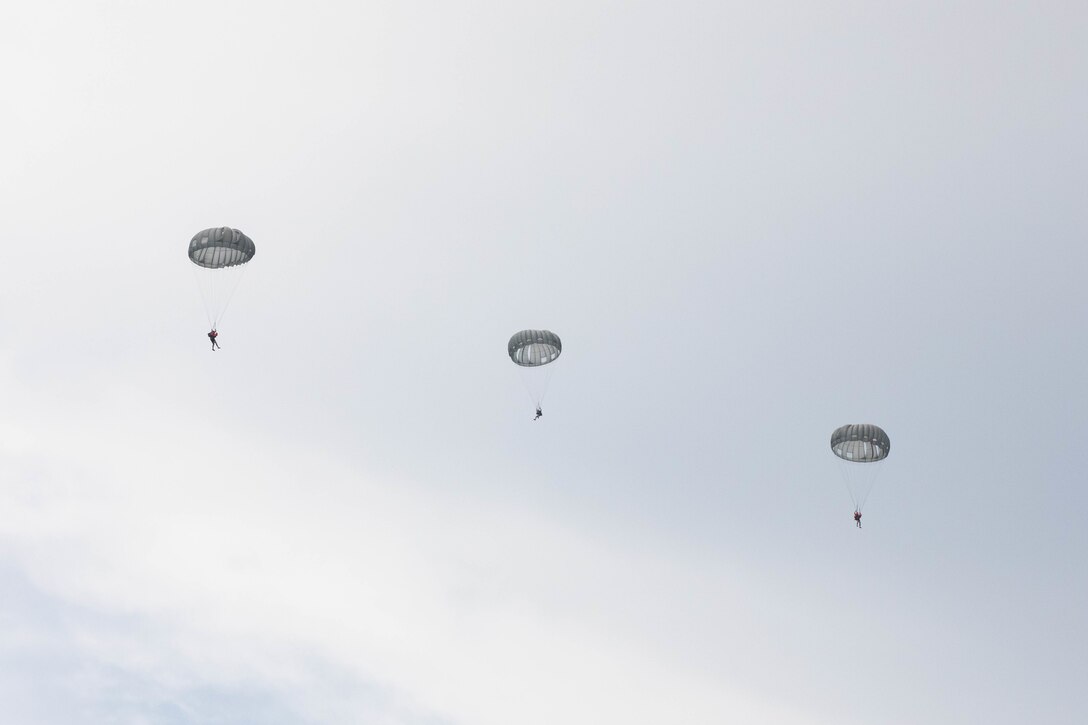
[0,367,821,724]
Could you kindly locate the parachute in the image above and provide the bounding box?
[830,423,890,513]
[189,227,255,329]
[508,329,562,367]
[508,329,561,411]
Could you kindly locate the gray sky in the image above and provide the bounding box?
[1,1,1086,723]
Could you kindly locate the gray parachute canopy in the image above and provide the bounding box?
[830,424,890,462]
[508,329,562,367]
[189,227,256,269]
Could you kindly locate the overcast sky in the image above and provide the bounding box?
[1,1,1086,723]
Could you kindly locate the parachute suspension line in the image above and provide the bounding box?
[536,363,556,405]
[855,461,884,513]
[518,363,557,408]
[837,459,859,511]
[212,263,248,328]
[518,369,537,406]
[837,458,882,513]
[191,265,214,329]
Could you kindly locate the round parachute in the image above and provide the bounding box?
[189,227,256,269]
[508,329,562,412]
[830,423,890,513]
[508,329,562,367]
[830,424,890,463]
[189,227,256,328]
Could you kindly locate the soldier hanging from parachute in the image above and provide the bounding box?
[830,424,890,529]
[188,227,256,351]
[508,329,562,421]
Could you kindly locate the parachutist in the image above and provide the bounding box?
[509,329,562,421]
[831,424,890,525]
[189,227,255,346]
